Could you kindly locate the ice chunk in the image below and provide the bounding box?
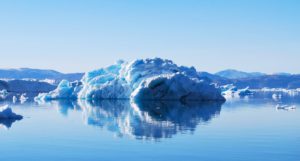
[220,84,237,93]
[237,87,253,96]
[220,84,254,98]
[132,73,224,101]
[35,80,81,101]
[0,105,23,120]
[37,58,225,101]
[0,89,8,100]
[220,84,238,98]
[12,96,17,103]
[78,60,130,99]
[121,58,199,89]
[20,93,28,104]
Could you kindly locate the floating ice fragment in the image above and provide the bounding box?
[237,87,253,96]
[20,93,28,104]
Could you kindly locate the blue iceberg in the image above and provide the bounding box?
[35,80,81,100]
[36,58,225,101]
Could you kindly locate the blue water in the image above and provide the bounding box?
[0,94,299,161]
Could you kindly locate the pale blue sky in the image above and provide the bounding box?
[0,0,299,73]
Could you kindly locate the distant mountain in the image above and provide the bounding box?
[0,79,56,101]
[272,72,292,76]
[0,68,83,83]
[0,79,56,93]
[198,72,231,84]
[231,74,300,89]
[201,71,300,89]
[215,69,266,79]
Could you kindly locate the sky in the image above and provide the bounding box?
[0,0,299,74]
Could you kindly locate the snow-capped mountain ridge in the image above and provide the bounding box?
[215,69,266,79]
[0,68,83,83]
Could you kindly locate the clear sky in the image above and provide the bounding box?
[0,0,299,74]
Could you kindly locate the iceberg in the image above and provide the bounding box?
[220,84,254,98]
[20,93,29,104]
[237,87,253,96]
[36,58,225,102]
[0,89,8,100]
[35,80,81,101]
[220,84,238,96]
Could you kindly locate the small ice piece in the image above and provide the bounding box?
[0,89,8,99]
[20,93,28,104]
[12,96,17,103]
[220,84,238,96]
[220,84,237,93]
[260,88,300,96]
[272,93,282,101]
[0,105,23,119]
[237,87,253,96]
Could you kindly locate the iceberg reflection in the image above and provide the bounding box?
[0,119,20,129]
[55,100,81,116]
[78,100,223,140]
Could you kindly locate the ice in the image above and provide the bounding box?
[12,96,17,103]
[36,58,225,101]
[220,84,237,93]
[258,88,300,96]
[221,84,254,98]
[131,73,223,101]
[0,105,23,120]
[220,84,238,96]
[0,89,8,100]
[35,80,81,101]
[20,93,29,104]
[77,60,130,100]
[237,87,253,96]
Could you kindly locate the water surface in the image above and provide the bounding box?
[0,93,299,161]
